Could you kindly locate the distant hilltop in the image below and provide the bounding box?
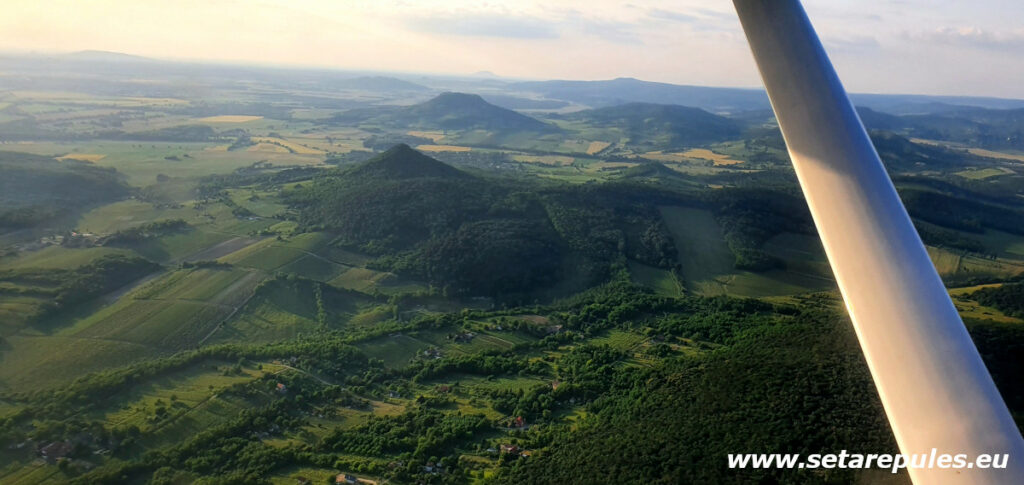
[65,50,155,62]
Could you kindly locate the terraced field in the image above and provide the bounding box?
[0,335,158,390]
[1,246,134,270]
[223,240,308,272]
[97,364,265,436]
[60,267,263,347]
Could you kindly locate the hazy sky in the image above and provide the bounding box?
[3,0,1024,98]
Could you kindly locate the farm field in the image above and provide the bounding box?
[954,167,1013,179]
[926,246,1024,282]
[415,144,471,152]
[977,229,1024,259]
[1,246,134,270]
[949,284,1024,323]
[679,148,743,165]
[589,329,648,351]
[196,115,264,123]
[221,239,308,271]
[627,260,681,296]
[96,364,265,435]
[659,206,835,296]
[0,334,159,390]
[328,267,427,295]
[56,267,262,348]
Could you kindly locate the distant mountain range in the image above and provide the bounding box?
[332,76,429,92]
[561,102,742,149]
[859,106,1024,149]
[511,77,1024,113]
[64,50,156,62]
[513,77,770,113]
[328,89,1024,152]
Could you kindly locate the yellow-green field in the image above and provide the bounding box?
[954,167,1013,179]
[641,151,689,163]
[680,148,744,166]
[2,246,133,269]
[586,141,612,154]
[927,246,1024,281]
[416,144,472,152]
[99,364,264,435]
[966,148,1024,163]
[513,154,575,166]
[407,130,446,142]
[950,283,1024,324]
[8,140,326,186]
[196,115,265,123]
[251,136,326,155]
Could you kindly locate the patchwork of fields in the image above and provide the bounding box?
[3,74,1024,485]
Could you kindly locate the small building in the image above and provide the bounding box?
[512,416,526,428]
[40,441,73,462]
[500,444,520,455]
[423,348,443,359]
[335,473,358,484]
[276,383,288,393]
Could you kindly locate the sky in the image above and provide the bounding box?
[3,0,1024,98]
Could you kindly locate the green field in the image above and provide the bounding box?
[129,228,236,263]
[627,260,682,296]
[0,334,160,390]
[954,167,1012,179]
[659,206,834,296]
[278,254,349,282]
[359,333,434,368]
[226,188,288,218]
[222,239,307,271]
[77,200,197,234]
[98,364,263,433]
[927,245,1024,282]
[62,266,260,337]
[2,246,134,270]
[207,275,372,343]
[7,140,326,187]
[976,229,1024,260]
[589,329,648,351]
[328,266,427,295]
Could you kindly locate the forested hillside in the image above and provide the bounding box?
[0,151,129,228]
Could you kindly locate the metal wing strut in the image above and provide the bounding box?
[732,1,1024,483]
